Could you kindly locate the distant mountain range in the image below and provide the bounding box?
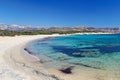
[0,24,41,31]
[0,24,120,33]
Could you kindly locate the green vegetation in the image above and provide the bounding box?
[0,30,102,36]
[0,30,16,36]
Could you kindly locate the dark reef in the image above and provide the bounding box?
[50,44,120,58]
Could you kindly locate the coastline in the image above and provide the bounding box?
[0,33,115,80]
[0,34,64,80]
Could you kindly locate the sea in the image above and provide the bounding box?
[25,34,120,78]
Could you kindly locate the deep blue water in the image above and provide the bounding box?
[26,34,120,70]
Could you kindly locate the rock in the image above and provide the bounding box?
[59,66,74,74]
[58,56,70,61]
[72,52,98,57]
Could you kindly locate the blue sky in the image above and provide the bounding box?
[0,0,120,27]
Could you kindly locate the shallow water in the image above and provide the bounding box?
[26,34,120,79]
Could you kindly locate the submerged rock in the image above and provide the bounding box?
[58,56,71,61]
[72,52,99,57]
[59,66,74,74]
[24,48,33,54]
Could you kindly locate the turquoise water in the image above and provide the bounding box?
[26,34,120,72]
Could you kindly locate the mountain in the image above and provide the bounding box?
[0,24,120,33]
[0,24,41,31]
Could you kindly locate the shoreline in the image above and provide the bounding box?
[0,34,65,80]
[0,33,117,80]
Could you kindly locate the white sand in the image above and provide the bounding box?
[0,33,115,80]
[0,34,62,80]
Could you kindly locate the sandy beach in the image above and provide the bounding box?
[0,34,63,80]
[0,33,115,80]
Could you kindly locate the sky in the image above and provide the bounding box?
[0,0,120,27]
